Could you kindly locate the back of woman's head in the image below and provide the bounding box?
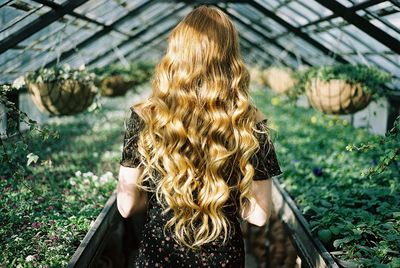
[134,5,262,250]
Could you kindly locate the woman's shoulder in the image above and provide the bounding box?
[129,105,145,122]
[124,105,145,135]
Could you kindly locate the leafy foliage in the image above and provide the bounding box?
[289,64,393,101]
[92,61,154,85]
[0,87,149,266]
[346,115,400,177]
[0,84,59,185]
[252,89,400,267]
[24,64,96,84]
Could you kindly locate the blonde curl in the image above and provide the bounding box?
[132,5,268,250]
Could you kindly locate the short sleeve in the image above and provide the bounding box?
[250,119,283,180]
[119,107,145,168]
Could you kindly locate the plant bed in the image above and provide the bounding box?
[271,177,339,267]
[67,192,147,268]
[251,89,399,267]
[67,192,119,268]
[0,89,150,267]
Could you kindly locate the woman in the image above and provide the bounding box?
[117,5,283,267]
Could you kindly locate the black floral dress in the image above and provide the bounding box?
[120,107,283,268]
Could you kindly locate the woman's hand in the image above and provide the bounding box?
[117,165,148,218]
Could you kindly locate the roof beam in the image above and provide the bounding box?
[239,36,273,66]
[295,0,387,32]
[276,0,399,73]
[87,4,187,67]
[162,0,250,3]
[221,4,312,66]
[32,0,131,38]
[115,3,273,68]
[43,0,155,68]
[0,0,88,55]
[129,36,269,66]
[122,7,272,66]
[313,0,400,54]
[114,21,179,64]
[125,33,272,72]
[249,0,348,63]
[126,34,169,63]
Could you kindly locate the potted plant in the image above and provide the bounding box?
[93,64,136,97]
[130,61,154,86]
[293,64,392,115]
[24,64,98,116]
[93,62,154,97]
[263,66,297,94]
[249,65,266,87]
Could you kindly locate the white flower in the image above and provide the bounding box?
[75,171,82,177]
[69,178,76,186]
[62,63,71,71]
[92,175,98,181]
[25,255,35,262]
[100,171,113,184]
[83,172,94,178]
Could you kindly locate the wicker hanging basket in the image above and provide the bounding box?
[249,67,266,87]
[27,79,97,116]
[263,67,296,94]
[100,75,135,97]
[305,78,372,115]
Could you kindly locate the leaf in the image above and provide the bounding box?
[333,236,355,248]
[26,153,39,166]
[318,229,332,243]
[329,226,341,236]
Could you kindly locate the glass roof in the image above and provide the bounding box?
[0,0,398,92]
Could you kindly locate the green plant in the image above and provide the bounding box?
[0,94,128,266]
[346,115,400,177]
[290,64,393,100]
[24,64,96,84]
[92,61,154,85]
[253,90,399,266]
[0,84,59,185]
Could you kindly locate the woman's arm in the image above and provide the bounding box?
[117,165,148,218]
[240,179,272,227]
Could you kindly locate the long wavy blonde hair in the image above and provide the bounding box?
[132,5,266,250]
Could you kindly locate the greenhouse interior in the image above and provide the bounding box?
[1,0,399,267]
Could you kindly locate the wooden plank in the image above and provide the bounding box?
[68,191,120,268]
[271,177,339,268]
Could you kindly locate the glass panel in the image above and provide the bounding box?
[301,0,333,17]
[0,1,49,39]
[289,1,320,22]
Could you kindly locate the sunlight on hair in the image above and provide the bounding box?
[130,5,269,250]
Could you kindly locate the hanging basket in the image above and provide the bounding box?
[27,79,97,116]
[100,75,135,97]
[305,78,372,115]
[249,67,266,87]
[263,67,296,94]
